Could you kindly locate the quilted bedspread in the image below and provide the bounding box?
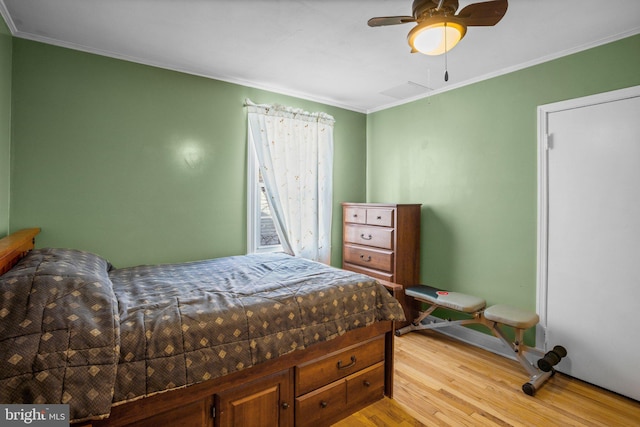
[0,249,405,422]
[0,248,120,422]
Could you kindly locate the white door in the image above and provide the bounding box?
[538,86,640,400]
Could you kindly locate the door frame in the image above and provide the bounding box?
[535,85,640,350]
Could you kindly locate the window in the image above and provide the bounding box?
[246,99,334,263]
[247,135,282,253]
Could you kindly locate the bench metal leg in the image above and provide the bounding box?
[395,304,438,336]
[522,370,554,396]
[395,305,482,336]
[487,321,553,396]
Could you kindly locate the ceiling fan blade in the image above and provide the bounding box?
[368,16,416,27]
[456,0,508,26]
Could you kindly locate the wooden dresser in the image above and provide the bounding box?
[341,203,421,324]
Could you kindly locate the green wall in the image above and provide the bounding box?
[367,35,640,312]
[10,39,366,267]
[0,15,11,237]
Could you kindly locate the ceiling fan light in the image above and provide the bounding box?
[408,20,466,55]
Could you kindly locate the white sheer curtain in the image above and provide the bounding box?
[246,99,334,264]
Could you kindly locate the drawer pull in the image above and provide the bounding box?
[376,216,382,220]
[359,254,372,262]
[282,402,290,410]
[337,355,357,370]
[320,401,328,408]
[363,380,371,387]
[360,233,372,240]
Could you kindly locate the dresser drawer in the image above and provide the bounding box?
[346,362,385,408]
[343,245,393,272]
[344,224,394,249]
[344,206,367,224]
[295,380,346,427]
[365,208,394,227]
[296,336,385,396]
[342,263,394,282]
[344,206,395,227]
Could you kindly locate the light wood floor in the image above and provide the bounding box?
[334,331,640,427]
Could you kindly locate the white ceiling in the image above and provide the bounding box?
[1,0,639,113]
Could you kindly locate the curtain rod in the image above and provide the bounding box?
[243,99,335,123]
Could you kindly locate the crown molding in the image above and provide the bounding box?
[0,1,17,34]
[367,27,640,113]
[7,28,368,114]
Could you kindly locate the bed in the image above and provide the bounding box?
[0,228,405,427]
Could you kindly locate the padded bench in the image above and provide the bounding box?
[484,304,539,330]
[396,284,565,396]
[406,285,486,313]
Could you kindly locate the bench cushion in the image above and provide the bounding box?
[483,304,539,329]
[406,285,486,313]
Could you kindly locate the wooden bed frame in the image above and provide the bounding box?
[0,229,397,427]
[0,228,41,275]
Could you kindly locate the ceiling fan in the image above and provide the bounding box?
[368,0,508,56]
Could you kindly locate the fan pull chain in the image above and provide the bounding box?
[444,22,449,81]
[444,56,449,81]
